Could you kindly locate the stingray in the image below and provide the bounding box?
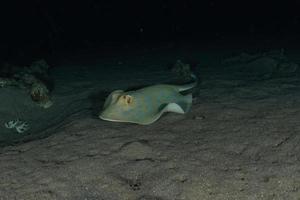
[99,74,198,125]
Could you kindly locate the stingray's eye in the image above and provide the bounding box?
[126,96,133,104]
[125,95,133,104]
[120,95,133,105]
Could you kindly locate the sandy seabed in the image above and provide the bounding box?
[0,47,300,200]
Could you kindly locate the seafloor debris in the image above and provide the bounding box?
[222,49,288,65]
[30,80,53,108]
[0,77,18,87]
[0,59,53,108]
[169,60,200,96]
[4,119,29,133]
[171,60,193,81]
[222,49,299,78]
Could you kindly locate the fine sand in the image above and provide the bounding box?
[0,46,300,200]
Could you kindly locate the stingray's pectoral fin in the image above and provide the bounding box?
[137,94,193,125]
[159,94,193,117]
[139,103,185,125]
[164,103,185,114]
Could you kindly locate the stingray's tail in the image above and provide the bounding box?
[177,73,198,92]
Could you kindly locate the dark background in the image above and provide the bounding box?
[0,0,299,64]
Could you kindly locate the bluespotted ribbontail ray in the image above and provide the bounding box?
[99,74,198,125]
